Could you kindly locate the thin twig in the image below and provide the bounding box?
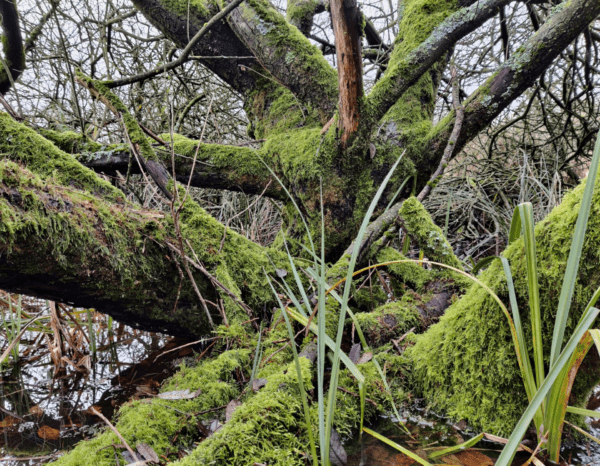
[417,66,464,203]
[90,407,138,462]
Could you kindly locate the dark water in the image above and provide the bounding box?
[0,298,207,465]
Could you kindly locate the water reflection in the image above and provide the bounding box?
[0,293,198,465]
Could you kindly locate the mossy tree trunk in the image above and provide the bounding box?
[2,0,600,462]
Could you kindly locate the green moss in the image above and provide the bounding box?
[38,128,104,154]
[376,246,431,290]
[409,177,600,434]
[399,197,462,269]
[165,133,268,181]
[174,357,312,465]
[238,0,338,121]
[352,301,421,346]
[368,0,457,117]
[285,0,320,31]
[154,0,216,22]
[52,350,249,466]
[0,113,123,201]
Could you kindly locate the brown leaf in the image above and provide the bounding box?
[225,400,242,422]
[137,443,159,463]
[37,425,60,441]
[357,352,373,364]
[252,378,268,391]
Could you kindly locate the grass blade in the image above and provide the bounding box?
[518,203,544,390]
[288,307,364,383]
[266,275,318,465]
[495,306,600,466]
[363,427,432,466]
[545,331,593,461]
[508,206,521,245]
[325,152,404,456]
[318,178,327,465]
[428,432,484,459]
[249,322,263,386]
[550,131,600,368]
[566,406,600,418]
[500,257,541,429]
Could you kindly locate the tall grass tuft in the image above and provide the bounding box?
[495,130,600,465]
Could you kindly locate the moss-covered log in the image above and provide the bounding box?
[410,176,600,434]
[0,113,294,336]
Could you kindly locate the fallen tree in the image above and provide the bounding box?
[1,0,600,463]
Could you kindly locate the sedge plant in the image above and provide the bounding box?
[489,130,600,465]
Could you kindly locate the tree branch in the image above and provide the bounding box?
[227,0,338,121]
[367,0,513,123]
[0,112,290,337]
[286,0,326,36]
[131,0,258,94]
[0,0,25,95]
[106,0,245,88]
[425,0,600,171]
[77,142,285,199]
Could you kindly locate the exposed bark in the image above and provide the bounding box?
[330,0,363,145]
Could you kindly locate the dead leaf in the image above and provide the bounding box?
[121,450,144,464]
[29,405,44,417]
[369,143,376,159]
[348,343,361,364]
[252,378,268,391]
[276,268,288,278]
[37,425,60,441]
[157,388,201,400]
[137,443,159,463]
[225,400,242,422]
[357,352,373,364]
[329,428,347,466]
[208,418,221,433]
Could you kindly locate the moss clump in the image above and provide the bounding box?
[52,350,249,466]
[0,113,123,202]
[174,358,312,465]
[237,0,338,121]
[165,133,268,180]
[38,128,104,154]
[376,246,432,290]
[409,177,600,434]
[400,196,462,269]
[352,301,422,346]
